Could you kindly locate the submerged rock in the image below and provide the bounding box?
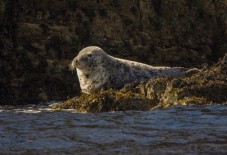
[52,55,227,113]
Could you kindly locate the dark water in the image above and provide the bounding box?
[0,104,227,154]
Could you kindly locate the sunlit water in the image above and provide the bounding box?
[0,104,227,154]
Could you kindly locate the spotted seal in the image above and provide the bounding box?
[70,46,198,94]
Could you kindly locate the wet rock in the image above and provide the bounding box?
[52,89,155,113]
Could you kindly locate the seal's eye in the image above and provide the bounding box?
[87,54,92,57]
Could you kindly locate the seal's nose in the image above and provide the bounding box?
[74,58,79,65]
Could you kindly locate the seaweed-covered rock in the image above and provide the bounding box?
[53,54,227,113]
[52,89,154,113]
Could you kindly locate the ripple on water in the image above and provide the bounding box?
[0,105,227,154]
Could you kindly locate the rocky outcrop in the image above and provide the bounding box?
[52,55,227,113]
[0,0,226,105]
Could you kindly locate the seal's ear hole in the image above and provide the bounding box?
[87,54,92,57]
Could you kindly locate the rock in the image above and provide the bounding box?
[0,0,227,105]
[220,53,227,74]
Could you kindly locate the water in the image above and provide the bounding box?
[0,104,227,154]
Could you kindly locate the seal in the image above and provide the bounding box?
[70,46,198,94]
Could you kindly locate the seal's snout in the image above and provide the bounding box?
[73,58,80,67]
[69,58,77,71]
[72,57,85,70]
[74,58,79,65]
[69,62,75,71]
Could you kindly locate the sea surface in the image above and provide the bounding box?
[0,104,227,154]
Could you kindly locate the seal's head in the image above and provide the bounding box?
[70,46,108,72]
